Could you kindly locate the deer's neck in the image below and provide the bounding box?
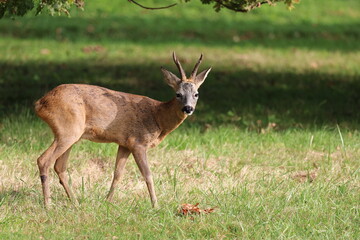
[155,98,187,139]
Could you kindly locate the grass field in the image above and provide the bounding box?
[0,0,359,239]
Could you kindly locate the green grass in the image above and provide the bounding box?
[0,0,359,239]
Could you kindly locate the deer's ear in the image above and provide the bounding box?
[161,67,181,90]
[194,68,211,88]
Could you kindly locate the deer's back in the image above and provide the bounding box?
[35,84,163,148]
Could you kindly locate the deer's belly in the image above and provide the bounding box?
[81,127,119,143]
[81,126,162,148]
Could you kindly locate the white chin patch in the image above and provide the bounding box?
[184,111,193,116]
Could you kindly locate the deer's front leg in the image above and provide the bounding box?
[107,145,131,201]
[132,146,158,208]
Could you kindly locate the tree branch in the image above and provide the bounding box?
[128,0,177,10]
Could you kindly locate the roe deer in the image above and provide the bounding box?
[35,52,211,207]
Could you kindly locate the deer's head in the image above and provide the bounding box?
[161,52,211,116]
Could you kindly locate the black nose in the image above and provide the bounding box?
[182,106,194,114]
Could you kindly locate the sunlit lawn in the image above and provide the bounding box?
[0,0,359,239]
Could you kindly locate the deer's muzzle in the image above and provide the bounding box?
[182,106,194,115]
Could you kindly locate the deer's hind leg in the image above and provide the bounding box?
[37,134,81,207]
[54,146,77,203]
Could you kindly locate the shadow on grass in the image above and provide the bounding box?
[0,188,39,205]
[1,61,359,130]
[0,16,359,51]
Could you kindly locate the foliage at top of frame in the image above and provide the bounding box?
[0,0,299,19]
[194,0,299,12]
[0,0,84,18]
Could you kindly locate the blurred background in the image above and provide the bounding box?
[0,0,359,130]
[0,1,359,238]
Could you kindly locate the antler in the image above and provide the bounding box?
[173,52,187,81]
[190,54,203,79]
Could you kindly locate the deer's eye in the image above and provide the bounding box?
[176,93,182,98]
[195,93,199,98]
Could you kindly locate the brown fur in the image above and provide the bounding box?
[36,84,186,149]
[35,53,210,208]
